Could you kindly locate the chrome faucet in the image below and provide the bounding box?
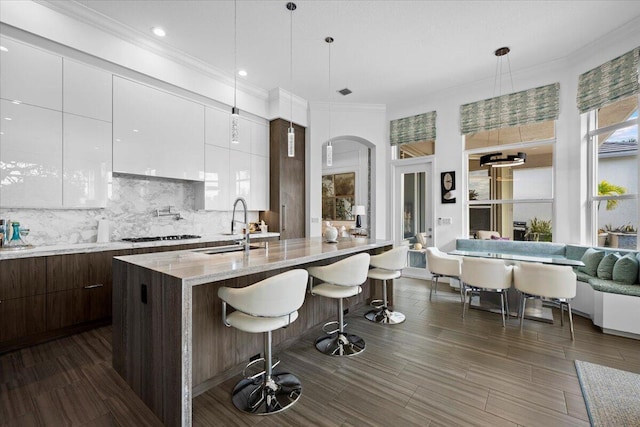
[231,197,250,252]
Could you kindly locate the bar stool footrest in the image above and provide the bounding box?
[242,356,280,380]
[322,320,347,335]
[370,299,384,309]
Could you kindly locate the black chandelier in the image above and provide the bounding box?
[479,152,527,168]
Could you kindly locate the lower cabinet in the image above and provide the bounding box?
[0,295,46,343]
[46,250,130,329]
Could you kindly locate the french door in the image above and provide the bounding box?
[392,160,433,278]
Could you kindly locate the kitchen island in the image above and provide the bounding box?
[112,237,392,426]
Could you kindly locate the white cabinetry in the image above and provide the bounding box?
[198,108,269,211]
[63,114,112,207]
[0,100,63,207]
[0,39,113,208]
[0,37,62,110]
[205,106,230,149]
[113,76,204,181]
[199,145,230,210]
[63,59,112,122]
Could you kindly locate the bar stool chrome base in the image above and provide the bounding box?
[231,371,302,415]
[364,307,406,324]
[315,332,365,356]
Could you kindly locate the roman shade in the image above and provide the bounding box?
[390,111,436,145]
[460,83,560,135]
[577,47,640,114]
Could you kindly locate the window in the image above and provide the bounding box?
[466,123,555,241]
[322,172,355,220]
[589,95,639,248]
[390,111,436,160]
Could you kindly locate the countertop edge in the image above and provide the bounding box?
[0,232,280,260]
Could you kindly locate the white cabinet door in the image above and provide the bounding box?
[199,145,230,210]
[113,77,204,181]
[63,59,112,122]
[250,154,269,211]
[250,121,269,157]
[63,114,112,207]
[0,100,62,207]
[0,37,62,110]
[229,150,251,204]
[205,106,230,149]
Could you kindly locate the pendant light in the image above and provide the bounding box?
[287,2,296,157]
[481,46,526,168]
[231,0,239,144]
[326,36,334,166]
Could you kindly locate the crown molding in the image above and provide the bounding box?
[37,0,268,101]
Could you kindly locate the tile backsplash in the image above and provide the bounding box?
[0,174,259,247]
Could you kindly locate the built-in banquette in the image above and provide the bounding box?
[456,239,640,339]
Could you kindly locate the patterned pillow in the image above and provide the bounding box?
[597,253,620,280]
[578,248,604,277]
[612,253,639,285]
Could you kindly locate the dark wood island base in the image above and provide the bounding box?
[112,237,392,426]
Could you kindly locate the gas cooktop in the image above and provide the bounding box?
[122,234,201,243]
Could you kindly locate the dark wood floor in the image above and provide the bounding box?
[3,278,640,426]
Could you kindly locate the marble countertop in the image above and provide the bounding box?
[114,237,393,287]
[0,232,280,260]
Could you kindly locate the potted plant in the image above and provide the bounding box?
[609,224,637,249]
[597,180,627,246]
[527,217,552,242]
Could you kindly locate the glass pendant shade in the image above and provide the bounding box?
[231,107,239,144]
[326,141,333,166]
[288,126,295,157]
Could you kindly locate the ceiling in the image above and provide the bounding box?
[42,0,640,107]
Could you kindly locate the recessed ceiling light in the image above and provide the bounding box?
[0,46,8,52]
[238,70,247,77]
[4,117,12,121]
[132,129,139,133]
[151,27,166,37]
[11,100,21,104]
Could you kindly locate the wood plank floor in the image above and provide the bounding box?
[2,277,640,426]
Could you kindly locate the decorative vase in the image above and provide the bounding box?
[325,226,338,242]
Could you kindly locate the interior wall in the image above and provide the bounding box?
[307,103,387,238]
[387,17,640,250]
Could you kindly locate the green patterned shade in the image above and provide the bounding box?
[460,83,560,135]
[390,111,436,145]
[577,47,640,114]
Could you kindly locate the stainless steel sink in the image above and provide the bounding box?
[191,244,263,255]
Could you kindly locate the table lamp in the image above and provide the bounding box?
[352,205,366,228]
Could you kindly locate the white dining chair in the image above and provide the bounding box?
[461,257,513,327]
[513,262,577,340]
[426,247,463,302]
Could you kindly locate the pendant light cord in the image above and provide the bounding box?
[290,4,294,128]
[328,37,332,147]
[234,0,237,109]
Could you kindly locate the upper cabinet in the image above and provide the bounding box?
[197,109,269,211]
[0,37,62,110]
[0,100,63,207]
[205,106,230,149]
[63,59,112,122]
[63,114,112,207]
[0,38,112,208]
[113,77,205,181]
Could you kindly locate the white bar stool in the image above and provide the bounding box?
[514,262,577,340]
[365,246,409,324]
[308,253,370,356]
[218,269,308,415]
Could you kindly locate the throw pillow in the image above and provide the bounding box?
[612,253,639,285]
[597,253,620,280]
[578,247,604,276]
